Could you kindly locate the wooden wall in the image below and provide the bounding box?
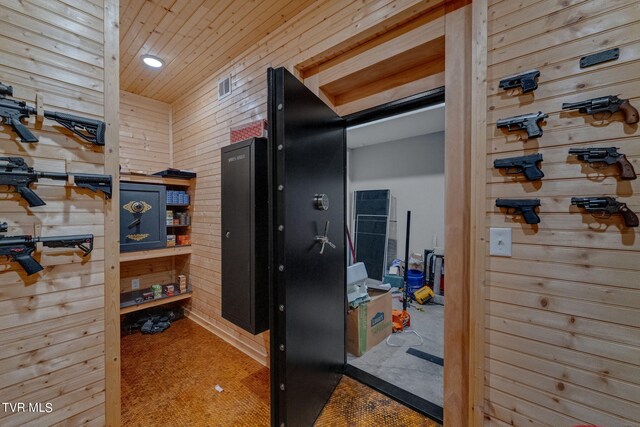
[170,0,445,365]
[0,0,118,425]
[119,90,171,174]
[474,0,640,425]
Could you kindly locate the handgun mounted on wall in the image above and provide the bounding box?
[495,198,541,224]
[493,153,544,181]
[499,69,540,93]
[497,111,548,139]
[0,82,106,145]
[562,95,639,124]
[571,197,638,228]
[0,157,112,207]
[0,232,93,275]
[568,147,636,180]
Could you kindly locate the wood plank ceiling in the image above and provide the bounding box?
[119,0,315,103]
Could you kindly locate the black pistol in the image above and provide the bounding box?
[499,69,540,93]
[494,153,544,181]
[496,198,541,224]
[497,111,548,139]
[568,147,636,180]
[571,196,638,228]
[562,95,639,125]
[0,82,106,145]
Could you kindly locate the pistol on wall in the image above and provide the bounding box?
[499,69,540,93]
[497,111,548,139]
[495,198,541,224]
[571,197,638,228]
[493,153,544,181]
[562,95,639,124]
[568,147,636,180]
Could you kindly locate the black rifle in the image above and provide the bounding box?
[562,95,639,125]
[0,157,112,207]
[497,111,548,139]
[0,82,105,145]
[568,147,636,180]
[494,153,544,181]
[499,69,540,93]
[0,233,93,275]
[496,198,541,224]
[571,196,638,228]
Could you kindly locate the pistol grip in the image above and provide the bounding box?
[522,208,540,225]
[526,121,543,139]
[620,100,639,124]
[10,116,38,143]
[523,165,544,181]
[15,253,44,275]
[617,155,637,180]
[619,204,639,227]
[17,186,46,207]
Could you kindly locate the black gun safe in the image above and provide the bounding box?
[120,182,167,252]
[221,137,269,334]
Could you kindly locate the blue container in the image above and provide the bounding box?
[406,269,424,297]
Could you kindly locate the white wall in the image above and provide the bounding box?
[348,132,445,261]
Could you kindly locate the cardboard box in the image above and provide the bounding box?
[346,289,392,357]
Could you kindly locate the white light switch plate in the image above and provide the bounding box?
[489,227,512,257]
[132,278,140,290]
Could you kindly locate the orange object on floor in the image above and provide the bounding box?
[392,309,411,332]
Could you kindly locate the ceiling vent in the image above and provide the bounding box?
[218,76,231,99]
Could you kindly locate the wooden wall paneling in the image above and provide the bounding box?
[120,257,177,293]
[0,0,110,424]
[103,0,120,425]
[443,3,472,426]
[119,90,171,174]
[479,0,640,424]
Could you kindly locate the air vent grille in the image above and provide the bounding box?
[218,76,231,99]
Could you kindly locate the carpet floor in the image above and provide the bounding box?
[121,316,439,426]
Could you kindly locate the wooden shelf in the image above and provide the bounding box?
[120,291,192,315]
[120,173,193,187]
[120,245,192,262]
[167,224,189,227]
[167,203,190,207]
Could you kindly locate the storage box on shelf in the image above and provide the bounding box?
[119,174,195,314]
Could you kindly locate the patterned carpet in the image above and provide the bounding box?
[121,317,439,426]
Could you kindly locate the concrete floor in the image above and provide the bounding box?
[347,294,444,407]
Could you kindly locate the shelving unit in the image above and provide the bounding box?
[119,174,195,315]
[120,245,192,262]
[120,289,193,315]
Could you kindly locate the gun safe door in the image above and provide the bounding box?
[268,67,346,427]
[120,182,167,252]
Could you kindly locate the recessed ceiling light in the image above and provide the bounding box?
[142,55,164,68]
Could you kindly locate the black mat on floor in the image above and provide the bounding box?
[406,348,444,367]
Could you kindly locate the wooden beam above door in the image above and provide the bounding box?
[299,5,446,114]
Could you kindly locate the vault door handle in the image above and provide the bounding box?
[315,221,336,254]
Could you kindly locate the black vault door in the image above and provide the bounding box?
[268,67,346,427]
